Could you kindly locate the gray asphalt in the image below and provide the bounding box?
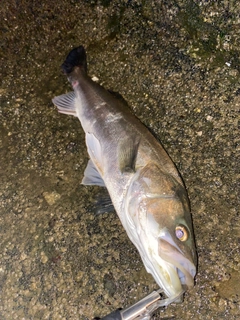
[0,1,239,319]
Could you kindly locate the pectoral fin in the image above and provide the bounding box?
[86,132,103,174]
[81,159,105,187]
[118,137,139,173]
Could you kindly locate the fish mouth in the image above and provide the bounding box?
[158,230,196,293]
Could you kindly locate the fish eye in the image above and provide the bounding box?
[175,225,188,241]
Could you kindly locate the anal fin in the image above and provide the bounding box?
[52,92,77,116]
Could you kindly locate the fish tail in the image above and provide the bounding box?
[61,46,87,75]
[52,46,88,116]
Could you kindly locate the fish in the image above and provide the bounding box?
[52,46,197,300]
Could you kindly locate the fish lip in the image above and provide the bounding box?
[158,234,196,290]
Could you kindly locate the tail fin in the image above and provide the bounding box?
[61,46,87,75]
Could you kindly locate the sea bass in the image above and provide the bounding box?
[52,46,197,299]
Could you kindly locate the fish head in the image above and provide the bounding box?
[123,163,197,298]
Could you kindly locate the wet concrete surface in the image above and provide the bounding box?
[0,0,239,319]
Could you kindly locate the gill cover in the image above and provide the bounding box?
[122,163,196,296]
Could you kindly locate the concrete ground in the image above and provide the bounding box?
[0,0,239,319]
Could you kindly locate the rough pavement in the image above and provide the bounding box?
[0,1,239,319]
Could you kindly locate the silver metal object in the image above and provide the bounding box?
[120,289,163,320]
[119,289,183,320]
